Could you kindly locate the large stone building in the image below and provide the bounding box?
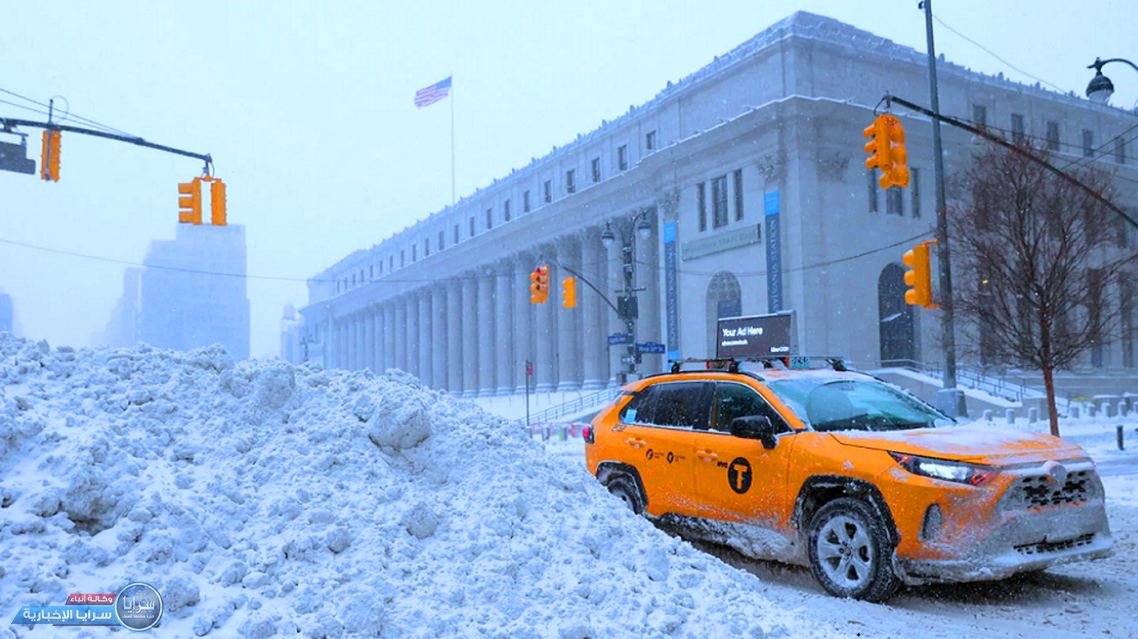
[293,11,1137,398]
[0,292,13,334]
[100,224,250,360]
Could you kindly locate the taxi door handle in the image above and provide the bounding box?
[625,437,646,449]
[696,450,718,462]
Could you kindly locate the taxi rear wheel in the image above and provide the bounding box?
[605,476,645,515]
[807,497,900,602]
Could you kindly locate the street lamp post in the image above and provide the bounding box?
[601,212,652,383]
[1086,57,1138,105]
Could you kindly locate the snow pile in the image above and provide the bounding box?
[0,334,854,639]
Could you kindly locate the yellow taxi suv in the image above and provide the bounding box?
[583,360,1113,602]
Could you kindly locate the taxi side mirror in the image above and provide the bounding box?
[730,415,777,449]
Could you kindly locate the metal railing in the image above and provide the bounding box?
[875,358,1039,404]
[526,387,619,425]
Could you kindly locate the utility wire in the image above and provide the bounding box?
[0,87,136,138]
[931,14,1067,94]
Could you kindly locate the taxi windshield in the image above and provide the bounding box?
[765,378,954,432]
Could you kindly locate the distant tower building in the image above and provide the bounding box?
[134,224,250,360]
[280,303,304,364]
[100,268,143,348]
[0,292,13,334]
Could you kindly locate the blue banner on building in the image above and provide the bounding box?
[664,221,680,361]
[764,191,782,313]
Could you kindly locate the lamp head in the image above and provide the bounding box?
[636,217,652,239]
[1087,69,1115,104]
[600,223,615,249]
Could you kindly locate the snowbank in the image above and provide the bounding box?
[0,335,853,639]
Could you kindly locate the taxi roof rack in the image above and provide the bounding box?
[667,356,848,375]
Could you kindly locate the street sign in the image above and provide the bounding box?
[636,342,666,354]
[0,140,36,175]
[620,355,637,364]
[608,333,633,345]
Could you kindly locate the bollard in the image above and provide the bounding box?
[1027,408,1038,424]
[1088,404,1098,418]
[1006,409,1016,426]
[982,410,993,422]
[1117,401,1127,418]
[559,425,567,441]
[1119,425,1125,451]
[1071,405,1081,419]
[1105,403,1117,418]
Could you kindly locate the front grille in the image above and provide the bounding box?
[1014,533,1095,556]
[1016,470,1093,508]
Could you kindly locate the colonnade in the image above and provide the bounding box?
[314,217,664,396]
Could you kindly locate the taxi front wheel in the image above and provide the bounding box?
[807,498,901,602]
[605,476,645,515]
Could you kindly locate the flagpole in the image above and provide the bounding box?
[450,76,456,207]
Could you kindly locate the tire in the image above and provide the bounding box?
[807,497,901,602]
[605,475,645,515]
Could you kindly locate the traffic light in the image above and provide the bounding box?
[210,179,227,226]
[561,276,577,308]
[178,178,203,225]
[903,241,938,308]
[529,264,550,304]
[884,116,909,188]
[863,115,892,186]
[40,130,61,182]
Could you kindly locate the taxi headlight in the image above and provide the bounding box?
[889,452,996,486]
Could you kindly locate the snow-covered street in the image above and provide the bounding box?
[2,334,1135,638]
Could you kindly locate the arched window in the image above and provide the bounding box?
[706,272,742,356]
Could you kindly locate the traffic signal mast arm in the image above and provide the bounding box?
[884,94,1137,230]
[543,260,625,320]
[1,117,213,172]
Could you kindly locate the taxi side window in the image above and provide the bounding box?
[620,387,658,425]
[713,382,791,434]
[650,382,713,429]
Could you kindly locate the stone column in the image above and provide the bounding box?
[495,261,515,395]
[478,266,496,397]
[346,316,357,370]
[356,313,366,370]
[323,314,333,369]
[384,301,396,372]
[514,253,534,393]
[607,227,625,387]
[462,274,479,398]
[418,291,433,387]
[406,294,419,378]
[364,309,375,372]
[432,285,448,392]
[373,305,384,372]
[556,238,581,393]
[581,227,605,391]
[637,207,662,376]
[535,246,556,393]
[395,298,408,373]
[447,281,464,395]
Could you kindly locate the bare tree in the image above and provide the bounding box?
[951,142,1137,437]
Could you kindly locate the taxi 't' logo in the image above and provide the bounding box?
[727,457,752,494]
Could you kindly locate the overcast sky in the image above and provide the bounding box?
[2,0,1134,359]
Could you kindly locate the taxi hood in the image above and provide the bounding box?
[830,425,1084,464]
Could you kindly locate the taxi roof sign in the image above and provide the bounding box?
[716,311,796,360]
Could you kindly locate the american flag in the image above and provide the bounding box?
[414,76,452,109]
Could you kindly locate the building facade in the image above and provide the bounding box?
[0,292,13,334]
[294,12,1138,396]
[101,224,250,360]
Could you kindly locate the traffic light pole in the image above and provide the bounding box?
[0,117,213,174]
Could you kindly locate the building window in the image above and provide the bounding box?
[887,187,903,216]
[469,217,476,238]
[379,260,383,274]
[486,208,493,230]
[646,130,657,151]
[1046,121,1060,151]
[697,182,707,232]
[411,244,417,262]
[1011,113,1025,144]
[733,169,744,221]
[911,168,921,218]
[424,239,430,257]
[1117,137,1127,164]
[438,230,445,251]
[1083,129,1094,157]
[712,175,729,228]
[618,145,628,171]
[867,169,878,213]
[523,190,531,212]
[351,274,355,286]
[453,223,459,245]
[972,105,987,128]
[400,250,405,267]
[504,199,511,222]
[591,157,601,183]
[566,169,576,194]
[543,180,552,203]
[370,265,374,279]
[389,256,394,271]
